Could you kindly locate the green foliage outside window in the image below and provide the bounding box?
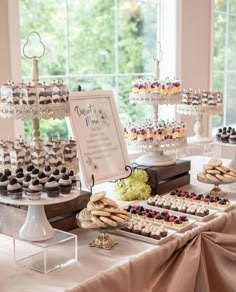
[20,0,159,142]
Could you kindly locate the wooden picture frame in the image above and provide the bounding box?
[69,90,130,188]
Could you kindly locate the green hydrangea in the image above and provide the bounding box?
[115,169,151,201]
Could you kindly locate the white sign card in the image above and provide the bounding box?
[69,90,130,188]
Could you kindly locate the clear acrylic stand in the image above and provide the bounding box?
[13,229,77,274]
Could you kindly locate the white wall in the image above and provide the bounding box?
[0,0,23,140]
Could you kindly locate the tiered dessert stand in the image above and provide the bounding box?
[177,103,223,144]
[127,59,186,166]
[0,32,76,241]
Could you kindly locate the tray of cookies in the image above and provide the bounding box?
[159,189,236,213]
[77,191,129,229]
[197,158,236,185]
[110,218,176,245]
[146,193,217,221]
[123,203,196,231]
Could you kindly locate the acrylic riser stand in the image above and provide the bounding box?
[13,229,77,273]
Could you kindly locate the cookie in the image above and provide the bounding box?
[90,191,106,202]
[223,174,235,180]
[203,164,214,171]
[208,158,222,167]
[110,214,127,224]
[215,166,228,174]
[116,213,129,220]
[215,174,227,181]
[229,171,236,178]
[91,215,107,228]
[79,208,91,222]
[99,216,118,227]
[198,172,208,181]
[87,200,105,211]
[206,169,221,174]
[101,197,119,208]
[206,173,220,183]
[91,210,111,217]
[229,167,236,174]
[103,207,128,215]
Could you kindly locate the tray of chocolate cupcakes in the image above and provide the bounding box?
[146,192,217,222]
[123,203,196,232]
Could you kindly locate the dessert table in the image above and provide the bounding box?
[0,156,236,292]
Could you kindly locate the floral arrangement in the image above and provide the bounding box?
[115,169,151,201]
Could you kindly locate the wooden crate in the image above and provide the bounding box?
[132,159,191,195]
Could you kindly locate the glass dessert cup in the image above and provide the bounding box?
[76,214,129,250]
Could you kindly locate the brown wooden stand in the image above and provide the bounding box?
[132,159,191,195]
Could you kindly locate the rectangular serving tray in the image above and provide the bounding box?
[144,201,216,223]
[124,203,197,232]
[161,193,236,213]
[109,227,176,245]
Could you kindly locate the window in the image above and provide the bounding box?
[213,0,236,130]
[19,0,161,141]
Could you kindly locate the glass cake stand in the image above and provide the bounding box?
[76,214,129,250]
[197,174,236,197]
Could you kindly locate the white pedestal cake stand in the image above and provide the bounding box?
[177,104,223,144]
[0,190,80,241]
[128,137,186,166]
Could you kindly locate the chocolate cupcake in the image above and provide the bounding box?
[0,174,9,196]
[7,177,23,199]
[15,167,24,174]
[25,165,34,175]
[229,129,236,144]
[31,168,40,179]
[4,169,12,180]
[37,172,48,188]
[44,165,52,177]
[23,174,31,190]
[60,166,67,176]
[26,179,42,200]
[68,170,77,186]
[216,128,222,142]
[16,172,24,185]
[221,130,230,143]
[45,176,60,197]
[59,174,72,194]
[51,169,60,181]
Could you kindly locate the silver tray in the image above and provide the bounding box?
[109,227,176,245]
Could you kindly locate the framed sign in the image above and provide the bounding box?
[69,90,130,188]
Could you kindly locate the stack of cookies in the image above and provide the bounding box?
[78,191,129,229]
[198,158,236,183]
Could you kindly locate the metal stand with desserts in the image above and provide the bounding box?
[177,90,223,143]
[127,53,185,166]
[0,32,78,241]
[197,158,236,197]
